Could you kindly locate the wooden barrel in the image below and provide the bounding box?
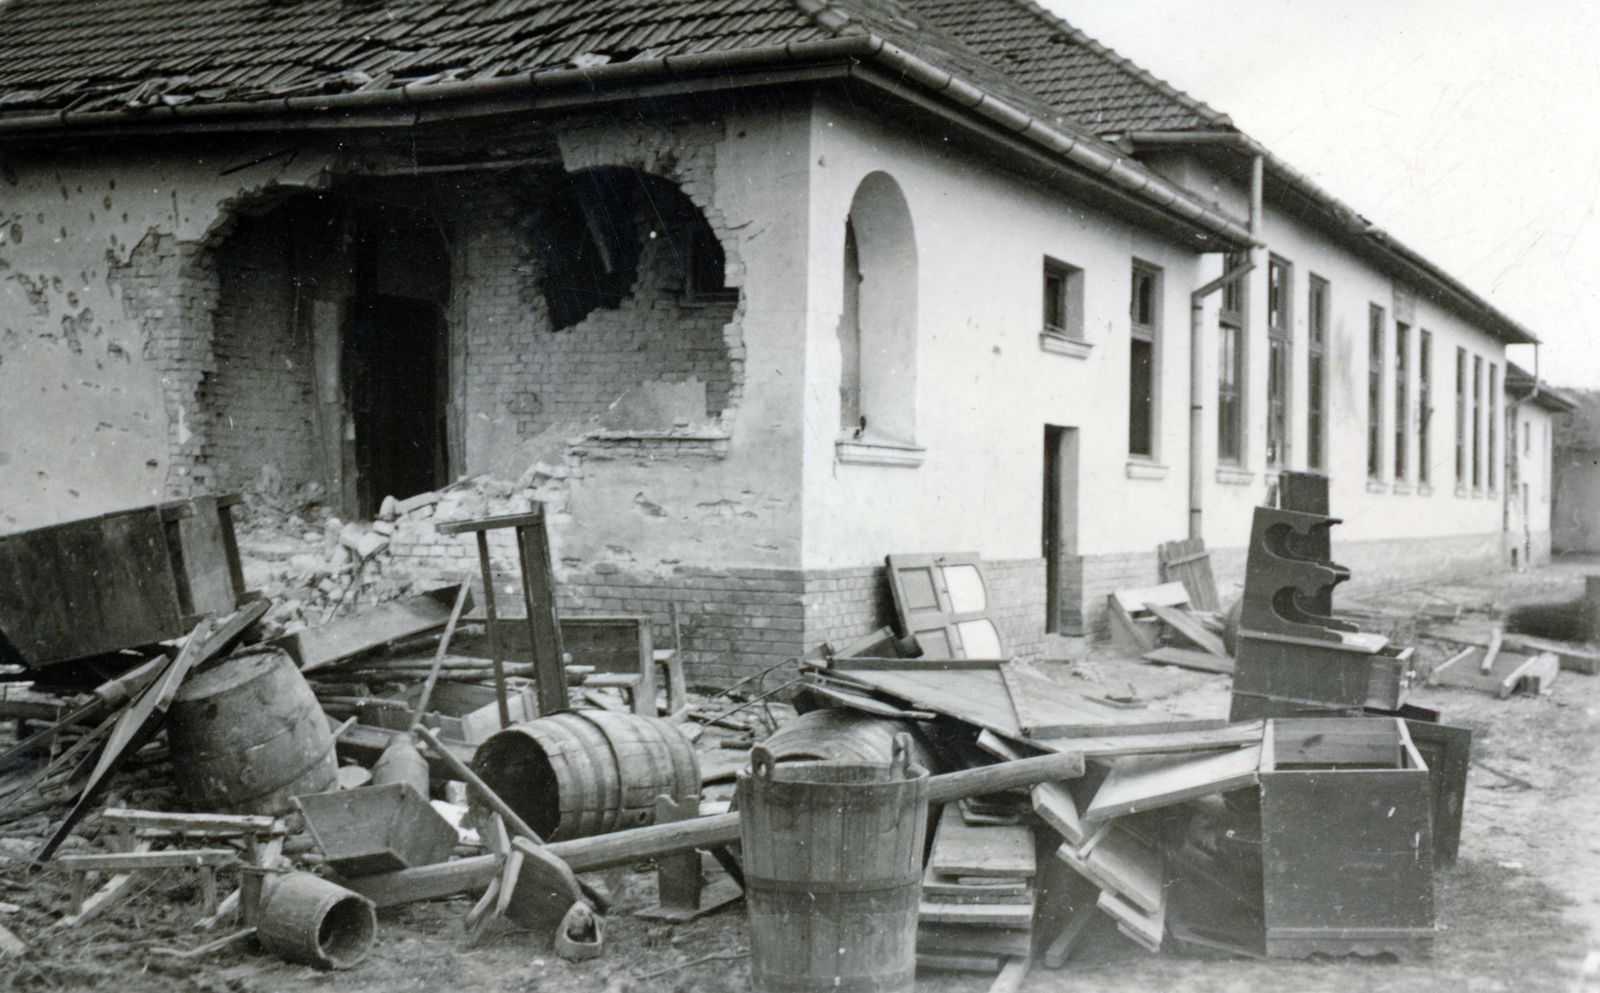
[762,708,937,770]
[739,737,928,993]
[469,711,699,842]
[167,647,338,815]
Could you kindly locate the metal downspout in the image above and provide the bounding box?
[1189,155,1263,539]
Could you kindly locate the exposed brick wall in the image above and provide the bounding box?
[1078,550,1163,640]
[199,217,317,493]
[109,230,218,500]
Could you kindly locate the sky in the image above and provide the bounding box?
[1037,0,1600,389]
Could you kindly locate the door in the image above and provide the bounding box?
[344,295,449,517]
[1043,425,1080,635]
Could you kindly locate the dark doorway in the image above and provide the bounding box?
[1043,425,1081,635]
[344,295,448,517]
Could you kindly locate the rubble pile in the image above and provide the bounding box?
[0,470,1593,988]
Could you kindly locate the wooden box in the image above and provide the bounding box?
[1260,717,1434,959]
[0,495,249,667]
[296,782,458,878]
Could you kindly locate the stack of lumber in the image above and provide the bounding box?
[917,804,1037,973]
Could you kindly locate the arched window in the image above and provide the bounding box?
[838,172,920,465]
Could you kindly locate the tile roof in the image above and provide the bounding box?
[908,0,1230,134]
[0,0,831,116]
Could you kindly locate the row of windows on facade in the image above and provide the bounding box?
[1045,252,1503,493]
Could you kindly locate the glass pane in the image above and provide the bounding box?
[942,564,987,613]
[956,619,1003,658]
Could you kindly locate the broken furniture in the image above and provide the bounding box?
[1229,502,1410,720]
[1260,717,1435,958]
[1107,582,1191,654]
[886,553,1004,659]
[633,793,743,923]
[1427,646,1563,698]
[561,616,686,718]
[295,782,457,877]
[57,849,236,919]
[273,585,465,673]
[0,494,251,667]
[740,739,928,993]
[434,508,567,724]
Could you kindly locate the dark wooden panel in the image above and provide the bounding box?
[1405,719,1471,863]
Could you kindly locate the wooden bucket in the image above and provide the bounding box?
[167,648,337,815]
[739,736,928,993]
[469,711,699,841]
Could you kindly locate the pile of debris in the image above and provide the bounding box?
[0,468,1586,990]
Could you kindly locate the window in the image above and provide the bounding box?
[1368,304,1385,479]
[836,172,920,465]
[1455,348,1467,487]
[1488,363,1498,491]
[1129,262,1161,457]
[1043,258,1084,340]
[1266,257,1291,467]
[1394,323,1409,481]
[1419,331,1433,485]
[1218,252,1247,465]
[1525,420,1531,455]
[1307,276,1328,470]
[1472,355,1483,489]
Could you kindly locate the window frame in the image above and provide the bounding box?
[1488,362,1498,492]
[1306,275,1328,471]
[1128,260,1162,459]
[1042,257,1085,341]
[1418,330,1433,486]
[1473,354,1483,491]
[1217,252,1248,466]
[1266,256,1292,468]
[1367,304,1385,481]
[1394,322,1409,482]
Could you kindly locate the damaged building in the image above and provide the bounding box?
[0,0,1555,684]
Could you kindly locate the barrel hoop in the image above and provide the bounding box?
[751,966,915,993]
[744,874,920,895]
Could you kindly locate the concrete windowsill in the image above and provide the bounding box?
[1367,478,1389,493]
[836,438,925,468]
[1126,461,1168,480]
[1417,484,1434,496]
[1216,466,1254,485]
[1456,486,1470,498]
[1392,482,1413,495]
[1039,332,1093,359]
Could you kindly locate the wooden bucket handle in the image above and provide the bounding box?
[751,744,775,781]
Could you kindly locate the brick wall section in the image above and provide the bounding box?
[1077,550,1163,640]
[199,218,317,493]
[454,185,737,447]
[110,230,219,500]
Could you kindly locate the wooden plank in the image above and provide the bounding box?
[102,809,278,834]
[919,900,1035,928]
[929,805,1035,879]
[282,587,460,672]
[796,681,937,720]
[57,849,235,871]
[1110,582,1189,615]
[987,957,1029,993]
[1144,603,1228,658]
[826,657,1007,672]
[999,660,1221,738]
[1504,652,1559,697]
[826,667,1023,737]
[916,924,1032,957]
[1099,889,1164,952]
[1479,625,1504,673]
[1031,781,1085,847]
[1084,745,1262,825]
[1141,645,1233,675]
[1504,634,1600,675]
[51,839,155,930]
[922,866,1033,903]
[1429,647,1539,696]
[1055,829,1163,914]
[918,952,1001,974]
[1042,901,1095,968]
[1160,537,1220,611]
[1107,594,1160,653]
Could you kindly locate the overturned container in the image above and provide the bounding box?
[167,647,338,815]
[468,710,698,841]
[739,736,928,993]
[255,871,377,970]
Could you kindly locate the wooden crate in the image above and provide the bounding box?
[296,782,458,877]
[1259,717,1434,959]
[0,495,249,667]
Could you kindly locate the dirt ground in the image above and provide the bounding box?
[6,560,1600,993]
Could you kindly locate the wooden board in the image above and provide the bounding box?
[1031,781,1085,847]
[1427,647,1543,697]
[929,805,1035,879]
[1055,828,1163,915]
[886,553,1004,660]
[1110,582,1190,616]
[919,899,1035,928]
[1024,720,1258,759]
[922,866,1033,903]
[916,925,1032,957]
[1098,889,1165,952]
[282,587,461,672]
[1000,660,1224,738]
[1084,745,1261,825]
[825,667,1022,738]
[1144,603,1228,658]
[1141,646,1234,675]
[1159,537,1219,611]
